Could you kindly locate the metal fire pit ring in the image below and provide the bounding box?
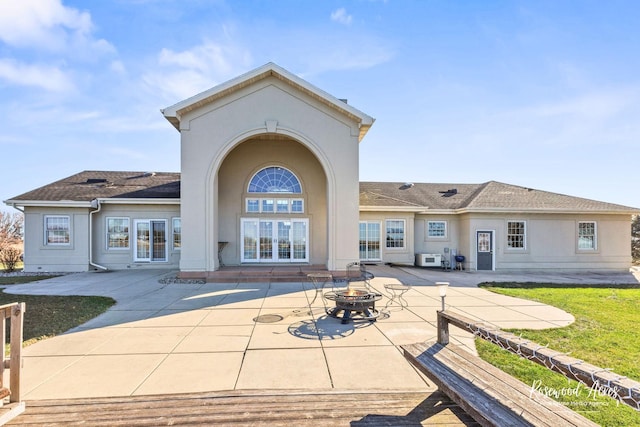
[324,290,382,324]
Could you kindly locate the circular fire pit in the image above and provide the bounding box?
[324,289,382,324]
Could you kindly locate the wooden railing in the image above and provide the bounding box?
[0,302,26,424]
[437,309,640,411]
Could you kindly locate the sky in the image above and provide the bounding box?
[1,0,639,214]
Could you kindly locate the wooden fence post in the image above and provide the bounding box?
[437,310,449,345]
[9,303,24,403]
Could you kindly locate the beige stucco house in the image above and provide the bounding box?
[5,63,639,275]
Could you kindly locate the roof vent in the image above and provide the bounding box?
[338,98,348,104]
[399,183,414,190]
[86,178,108,184]
[439,188,458,197]
[128,172,156,180]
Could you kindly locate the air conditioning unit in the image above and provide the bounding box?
[415,253,442,267]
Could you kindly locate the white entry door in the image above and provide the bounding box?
[241,219,308,263]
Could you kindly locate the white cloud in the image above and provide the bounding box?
[295,33,394,76]
[331,8,352,25]
[158,42,233,74]
[143,39,252,102]
[526,89,636,121]
[0,59,74,92]
[0,0,114,55]
[110,60,126,75]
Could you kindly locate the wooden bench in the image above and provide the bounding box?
[402,310,604,427]
[7,389,477,426]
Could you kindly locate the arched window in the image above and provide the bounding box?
[248,167,302,193]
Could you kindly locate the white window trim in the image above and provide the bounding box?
[106,217,130,250]
[44,215,71,246]
[506,220,527,250]
[427,220,448,239]
[385,219,406,250]
[577,221,597,251]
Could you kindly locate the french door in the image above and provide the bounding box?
[359,221,381,261]
[134,220,167,262]
[241,218,308,263]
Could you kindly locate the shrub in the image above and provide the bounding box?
[0,247,22,272]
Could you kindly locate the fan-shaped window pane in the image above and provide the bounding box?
[248,167,302,193]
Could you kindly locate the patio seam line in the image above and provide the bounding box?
[128,302,217,396]
[22,355,85,399]
[233,280,265,390]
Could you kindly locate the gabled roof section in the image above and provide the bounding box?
[360,181,640,214]
[161,62,375,141]
[5,171,181,206]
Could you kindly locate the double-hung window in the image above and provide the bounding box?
[578,221,597,250]
[385,219,405,249]
[106,218,130,249]
[44,215,70,245]
[506,221,526,249]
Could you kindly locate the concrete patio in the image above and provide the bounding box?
[3,265,639,401]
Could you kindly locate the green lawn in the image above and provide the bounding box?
[478,283,640,426]
[0,275,115,346]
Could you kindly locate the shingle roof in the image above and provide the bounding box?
[6,170,181,202]
[359,181,639,213]
[6,172,638,214]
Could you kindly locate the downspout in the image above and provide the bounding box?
[89,199,108,271]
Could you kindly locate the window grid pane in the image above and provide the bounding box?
[136,222,150,259]
[248,167,302,193]
[291,199,303,213]
[292,222,307,260]
[507,221,525,249]
[46,216,70,245]
[276,199,289,213]
[243,221,258,260]
[428,221,446,237]
[386,220,405,248]
[262,199,274,212]
[173,218,181,249]
[246,199,260,212]
[578,222,596,249]
[107,218,129,249]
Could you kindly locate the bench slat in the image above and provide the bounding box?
[403,341,598,427]
[414,342,557,426]
[426,342,595,426]
[404,342,536,427]
[7,390,479,426]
